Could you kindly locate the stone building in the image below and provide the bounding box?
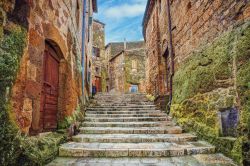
[92,19,108,94]
[0,0,97,135]
[107,41,146,93]
[83,0,97,100]
[143,0,250,164]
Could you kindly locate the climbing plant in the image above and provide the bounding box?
[0,25,27,165]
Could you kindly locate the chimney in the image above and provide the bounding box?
[124,38,127,50]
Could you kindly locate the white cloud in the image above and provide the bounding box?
[104,3,146,19]
[94,0,147,43]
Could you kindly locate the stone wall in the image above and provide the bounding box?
[124,49,146,93]
[168,1,250,164]
[109,52,125,92]
[143,0,250,164]
[0,0,89,134]
[144,3,162,96]
[171,22,250,165]
[92,20,108,93]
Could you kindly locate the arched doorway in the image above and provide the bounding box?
[40,42,60,131]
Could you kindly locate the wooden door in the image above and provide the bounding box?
[95,76,101,92]
[40,46,59,131]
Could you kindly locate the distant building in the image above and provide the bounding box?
[92,19,108,94]
[107,41,146,93]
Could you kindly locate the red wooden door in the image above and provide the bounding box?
[40,46,59,131]
[95,76,102,92]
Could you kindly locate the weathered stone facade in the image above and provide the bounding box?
[92,19,108,93]
[83,0,97,100]
[143,0,250,164]
[108,41,146,93]
[0,0,97,134]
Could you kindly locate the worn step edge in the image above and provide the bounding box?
[82,121,174,127]
[84,117,169,122]
[86,108,158,111]
[85,113,167,118]
[89,105,156,108]
[80,126,183,134]
[72,134,197,143]
[47,154,238,166]
[59,142,215,157]
[85,111,162,114]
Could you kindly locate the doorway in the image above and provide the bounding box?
[95,76,102,92]
[40,44,60,131]
[130,85,138,93]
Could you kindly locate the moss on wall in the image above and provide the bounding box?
[0,23,27,165]
[234,24,250,164]
[58,105,84,129]
[171,22,250,164]
[18,133,66,166]
[0,23,68,166]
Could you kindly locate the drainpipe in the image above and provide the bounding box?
[81,0,87,98]
[166,0,174,109]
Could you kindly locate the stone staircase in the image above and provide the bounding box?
[48,93,236,165]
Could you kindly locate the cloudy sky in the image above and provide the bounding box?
[94,0,147,44]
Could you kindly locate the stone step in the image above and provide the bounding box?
[85,110,161,114]
[59,141,215,157]
[86,108,158,112]
[82,121,174,127]
[80,126,183,134]
[85,113,167,118]
[84,117,169,122]
[72,133,197,143]
[91,102,154,105]
[88,105,156,109]
[48,154,237,166]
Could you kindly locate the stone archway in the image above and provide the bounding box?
[29,23,68,134]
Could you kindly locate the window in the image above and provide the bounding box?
[95,67,99,73]
[93,47,100,57]
[76,0,80,28]
[132,60,137,72]
[159,0,161,12]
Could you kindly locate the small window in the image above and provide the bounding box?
[93,47,100,57]
[76,0,80,28]
[95,67,99,73]
[159,0,161,12]
[132,60,137,72]
[187,2,192,11]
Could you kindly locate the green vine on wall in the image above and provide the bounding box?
[0,24,27,165]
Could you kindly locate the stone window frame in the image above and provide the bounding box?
[131,59,138,72]
[92,46,100,57]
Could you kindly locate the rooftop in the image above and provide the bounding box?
[106,41,145,59]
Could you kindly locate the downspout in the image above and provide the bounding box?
[81,0,87,99]
[166,0,174,108]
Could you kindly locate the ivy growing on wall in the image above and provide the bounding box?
[0,25,27,165]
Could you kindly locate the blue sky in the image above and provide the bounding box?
[94,0,147,44]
